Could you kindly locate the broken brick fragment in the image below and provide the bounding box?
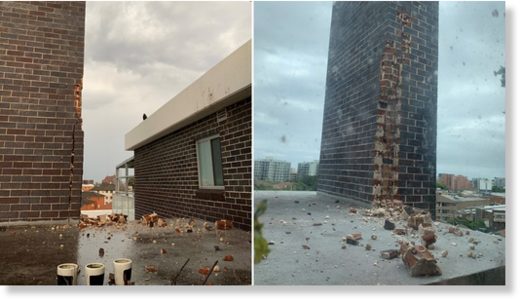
[448,226,464,237]
[421,228,437,248]
[399,241,441,277]
[393,228,407,235]
[216,219,233,230]
[223,255,234,261]
[198,267,210,275]
[381,249,399,260]
[384,219,395,230]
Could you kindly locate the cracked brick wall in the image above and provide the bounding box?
[318,2,438,217]
[0,2,85,222]
[134,98,252,230]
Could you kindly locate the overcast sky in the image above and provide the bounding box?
[254,1,505,179]
[83,2,251,181]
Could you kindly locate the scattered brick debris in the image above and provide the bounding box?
[141,212,159,227]
[223,255,234,261]
[393,228,407,235]
[407,212,432,230]
[448,226,464,237]
[79,213,128,229]
[384,219,395,230]
[145,265,158,273]
[345,232,362,245]
[216,219,233,230]
[400,241,441,277]
[198,267,210,275]
[381,249,399,260]
[157,218,167,227]
[421,228,437,248]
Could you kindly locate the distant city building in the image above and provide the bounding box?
[436,192,491,222]
[458,204,505,233]
[472,178,493,193]
[438,173,473,191]
[92,183,116,205]
[254,159,291,182]
[81,191,112,218]
[297,161,319,179]
[494,177,505,189]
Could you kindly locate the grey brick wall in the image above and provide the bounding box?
[318,2,438,216]
[0,1,85,222]
[134,98,252,230]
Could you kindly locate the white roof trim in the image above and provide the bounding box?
[125,40,251,151]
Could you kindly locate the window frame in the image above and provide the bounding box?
[196,135,225,190]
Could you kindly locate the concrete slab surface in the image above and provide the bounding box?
[254,191,505,285]
[0,218,251,285]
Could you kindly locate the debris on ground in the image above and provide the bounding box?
[160,248,167,254]
[399,240,441,277]
[79,213,128,229]
[302,245,311,250]
[145,265,158,273]
[393,228,407,235]
[216,219,233,230]
[141,212,159,227]
[223,255,234,261]
[384,219,395,230]
[198,267,210,275]
[98,248,105,257]
[448,226,464,237]
[381,249,399,260]
[421,228,437,249]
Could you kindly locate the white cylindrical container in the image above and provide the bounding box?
[113,258,132,285]
[57,263,79,285]
[85,263,105,285]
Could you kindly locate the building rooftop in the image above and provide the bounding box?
[0,218,251,285]
[438,194,487,202]
[254,191,505,285]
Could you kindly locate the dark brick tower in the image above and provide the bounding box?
[0,2,85,222]
[318,2,438,216]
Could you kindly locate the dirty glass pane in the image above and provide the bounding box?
[197,139,214,187]
[211,138,224,186]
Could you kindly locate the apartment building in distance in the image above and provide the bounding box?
[254,158,291,182]
[297,160,319,179]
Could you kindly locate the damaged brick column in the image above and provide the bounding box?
[318,2,438,217]
[0,2,85,222]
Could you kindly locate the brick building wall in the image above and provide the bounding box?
[134,98,251,230]
[0,2,85,222]
[318,2,438,216]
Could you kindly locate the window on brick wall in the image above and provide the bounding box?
[196,136,224,188]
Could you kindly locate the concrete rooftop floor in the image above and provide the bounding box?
[254,191,505,285]
[0,218,251,285]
